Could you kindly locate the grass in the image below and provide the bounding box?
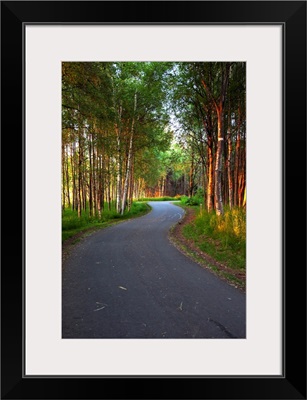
[169,203,246,290]
[182,205,246,271]
[180,195,203,206]
[137,195,181,202]
[62,202,151,242]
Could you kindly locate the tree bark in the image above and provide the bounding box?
[207,134,214,212]
[93,140,97,216]
[65,145,71,208]
[77,128,82,217]
[88,134,93,217]
[234,107,241,207]
[189,149,195,198]
[116,106,123,213]
[121,92,137,214]
[71,141,77,212]
[99,149,104,214]
[227,112,233,209]
[62,141,66,210]
[202,63,231,215]
[214,108,224,216]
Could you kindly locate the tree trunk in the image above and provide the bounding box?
[189,150,195,198]
[77,130,82,217]
[202,63,231,215]
[242,185,246,208]
[62,141,66,210]
[234,106,241,207]
[116,106,123,213]
[121,133,133,214]
[214,108,224,216]
[88,134,93,217]
[227,116,233,209]
[99,152,104,214]
[121,92,137,214]
[128,157,134,211]
[71,141,77,211]
[65,144,71,208]
[107,156,112,211]
[207,135,214,212]
[93,141,97,216]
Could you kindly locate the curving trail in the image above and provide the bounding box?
[62,201,245,338]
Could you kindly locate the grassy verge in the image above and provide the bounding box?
[183,207,246,270]
[137,196,181,202]
[62,202,151,243]
[171,203,246,290]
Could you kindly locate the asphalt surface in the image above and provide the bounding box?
[62,201,246,338]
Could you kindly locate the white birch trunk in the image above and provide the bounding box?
[121,92,137,214]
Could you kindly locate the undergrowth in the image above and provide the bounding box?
[62,202,150,242]
[137,196,181,202]
[182,206,246,271]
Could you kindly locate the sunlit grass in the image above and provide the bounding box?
[137,196,181,201]
[182,206,246,271]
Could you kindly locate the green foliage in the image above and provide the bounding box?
[62,62,115,128]
[137,196,180,202]
[182,206,246,270]
[180,189,204,206]
[62,61,246,220]
[62,202,150,242]
[180,196,199,206]
[134,143,189,192]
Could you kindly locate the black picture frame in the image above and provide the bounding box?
[1,1,306,399]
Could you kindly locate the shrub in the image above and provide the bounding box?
[180,195,202,206]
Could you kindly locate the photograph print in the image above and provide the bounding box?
[61,61,246,339]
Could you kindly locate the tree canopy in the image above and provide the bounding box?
[62,61,246,216]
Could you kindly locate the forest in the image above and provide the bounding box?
[62,61,246,219]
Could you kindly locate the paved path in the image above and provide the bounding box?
[62,201,246,338]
